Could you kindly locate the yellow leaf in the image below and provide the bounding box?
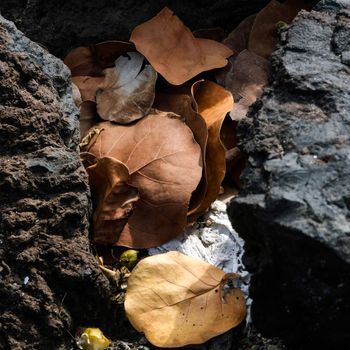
[76,328,110,350]
[125,251,246,347]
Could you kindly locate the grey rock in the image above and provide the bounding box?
[228,1,350,348]
[0,15,118,349]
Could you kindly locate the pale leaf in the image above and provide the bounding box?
[125,251,246,347]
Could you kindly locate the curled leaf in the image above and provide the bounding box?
[83,156,139,245]
[248,0,310,58]
[76,328,110,350]
[130,7,232,85]
[64,46,101,77]
[225,49,269,121]
[72,82,82,107]
[84,110,202,248]
[125,251,246,347]
[223,15,256,55]
[191,80,233,216]
[96,52,157,124]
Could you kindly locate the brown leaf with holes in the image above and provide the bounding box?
[225,49,269,121]
[248,0,310,58]
[191,80,233,215]
[125,251,246,347]
[96,52,157,124]
[153,92,208,216]
[84,110,202,248]
[83,155,139,245]
[130,7,232,85]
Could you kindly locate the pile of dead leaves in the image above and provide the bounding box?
[65,2,310,348]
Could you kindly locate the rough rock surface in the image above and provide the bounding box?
[0,0,269,58]
[229,0,350,348]
[0,15,118,349]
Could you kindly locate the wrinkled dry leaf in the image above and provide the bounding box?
[248,0,310,58]
[153,92,208,216]
[94,40,136,69]
[191,80,233,215]
[125,251,246,347]
[96,52,157,124]
[64,41,135,76]
[84,110,202,248]
[225,50,269,121]
[64,46,101,77]
[72,76,105,102]
[223,14,256,55]
[79,101,100,139]
[216,15,256,87]
[72,82,82,107]
[130,7,232,85]
[84,156,139,245]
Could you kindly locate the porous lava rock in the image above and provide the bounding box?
[229,0,350,348]
[0,15,116,349]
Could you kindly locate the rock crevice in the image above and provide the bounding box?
[229,1,350,348]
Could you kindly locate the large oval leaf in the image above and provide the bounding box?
[125,251,246,347]
[84,110,202,248]
[130,7,232,85]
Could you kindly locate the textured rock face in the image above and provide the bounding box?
[0,16,115,349]
[0,0,269,57]
[229,0,350,348]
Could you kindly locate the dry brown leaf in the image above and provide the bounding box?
[191,80,233,215]
[153,92,208,216]
[64,41,135,76]
[223,14,256,55]
[125,251,246,347]
[79,101,100,139]
[225,49,269,121]
[83,156,139,245]
[64,46,101,77]
[84,110,202,248]
[96,52,157,124]
[94,40,136,69]
[72,82,82,107]
[130,7,232,85]
[72,76,105,102]
[248,0,310,58]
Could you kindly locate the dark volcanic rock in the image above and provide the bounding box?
[0,15,117,349]
[0,0,269,58]
[229,0,350,348]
